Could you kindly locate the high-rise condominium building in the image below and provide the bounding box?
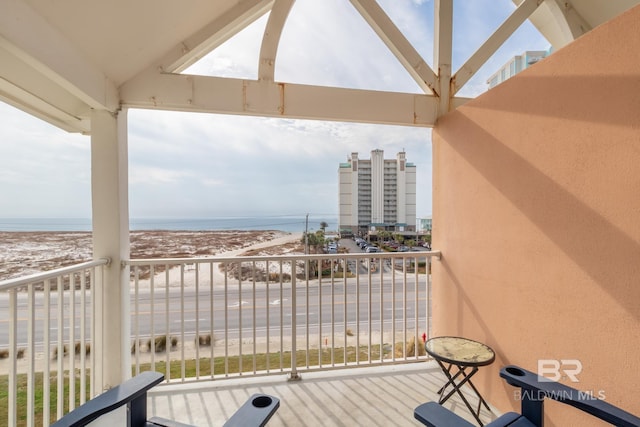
[339,150,416,236]
[486,49,552,89]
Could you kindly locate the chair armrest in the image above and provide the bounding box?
[415,402,531,427]
[223,394,280,427]
[500,365,640,427]
[51,371,164,427]
[148,416,196,427]
[414,402,476,427]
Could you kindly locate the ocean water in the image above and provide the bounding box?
[0,216,338,233]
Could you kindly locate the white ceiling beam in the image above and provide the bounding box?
[0,44,92,118]
[0,0,118,112]
[349,0,438,96]
[120,71,438,127]
[160,0,275,73]
[453,0,542,94]
[0,78,91,133]
[434,0,453,115]
[258,0,295,82]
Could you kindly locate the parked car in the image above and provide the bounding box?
[365,246,380,253]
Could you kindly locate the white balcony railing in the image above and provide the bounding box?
[1,251,438,425]
[126,251,438,383]
[0,258,109,427]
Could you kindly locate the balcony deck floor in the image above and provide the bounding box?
[148,361,500,426]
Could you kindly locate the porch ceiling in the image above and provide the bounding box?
[0,0,638,133]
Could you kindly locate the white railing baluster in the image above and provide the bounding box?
[427,257,432,338]
[368,258,372,362]
[252,260,257,374]
[415,256,420,359]
[379,256,384,363]
[224,267,229,376]
[27,285,35,427]
[289,261,297,380]
[150,265,155,373]
[195,263,200,379]
[209,261,214,379]
[8,289,17,427]
[391,257,396,362]
[355,258,361,365]
[330,259,335,367]
[133,266,140,375]
[44,279,51,424]
[343,257,347,366]
[318,261,323,368]
[164,266,170,381]
[265,260,271,373]
[68,273,76,412]
[57,276,63,420]
[79,270,87,405]
[279,261,284,371]
[305,264,310,369]
[238,264,242,376]
[180,264,185,381]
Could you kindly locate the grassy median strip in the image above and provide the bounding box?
[1,345,389,426]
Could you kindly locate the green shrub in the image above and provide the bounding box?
[196,334,212,346]
[146,335,178,353]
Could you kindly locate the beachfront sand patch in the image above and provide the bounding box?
[1,230,292,281]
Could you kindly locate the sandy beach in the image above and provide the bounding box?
[0,230,304,282]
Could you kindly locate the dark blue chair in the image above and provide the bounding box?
[414,365,640,427]
[51,371,280,427]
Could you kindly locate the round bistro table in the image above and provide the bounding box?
[425,336,496,426]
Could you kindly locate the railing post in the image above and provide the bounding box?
[288,260,301,381]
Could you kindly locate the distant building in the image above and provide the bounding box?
[417,216,432,233]
[486,49,552,89]
[339,150,416,236]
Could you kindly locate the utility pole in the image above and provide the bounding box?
[304,213,309,255]
[304,213,309,282]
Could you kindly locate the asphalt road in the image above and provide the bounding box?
[1,275,430,348]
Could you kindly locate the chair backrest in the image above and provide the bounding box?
[415,365,640,427]
[51,371,164,427]
[500,365,640,427]
[51,371,281,427]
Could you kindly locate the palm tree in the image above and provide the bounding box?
[319,221,328,231]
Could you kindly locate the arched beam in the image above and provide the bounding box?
[258,0,295,82]
[547,0,592,48]
[155,0,274,74]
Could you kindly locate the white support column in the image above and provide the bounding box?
[90,108,130,392]
[434,0,453,116]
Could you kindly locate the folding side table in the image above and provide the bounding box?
[425,336,495,426]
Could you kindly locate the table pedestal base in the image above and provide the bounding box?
[435,359,492,426]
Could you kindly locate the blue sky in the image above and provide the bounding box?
[0,0,548,220]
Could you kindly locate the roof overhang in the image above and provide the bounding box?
[2,0,639,134]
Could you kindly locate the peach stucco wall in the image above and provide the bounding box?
[432,5,640,426]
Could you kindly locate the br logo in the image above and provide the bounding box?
[537,359,582,382]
